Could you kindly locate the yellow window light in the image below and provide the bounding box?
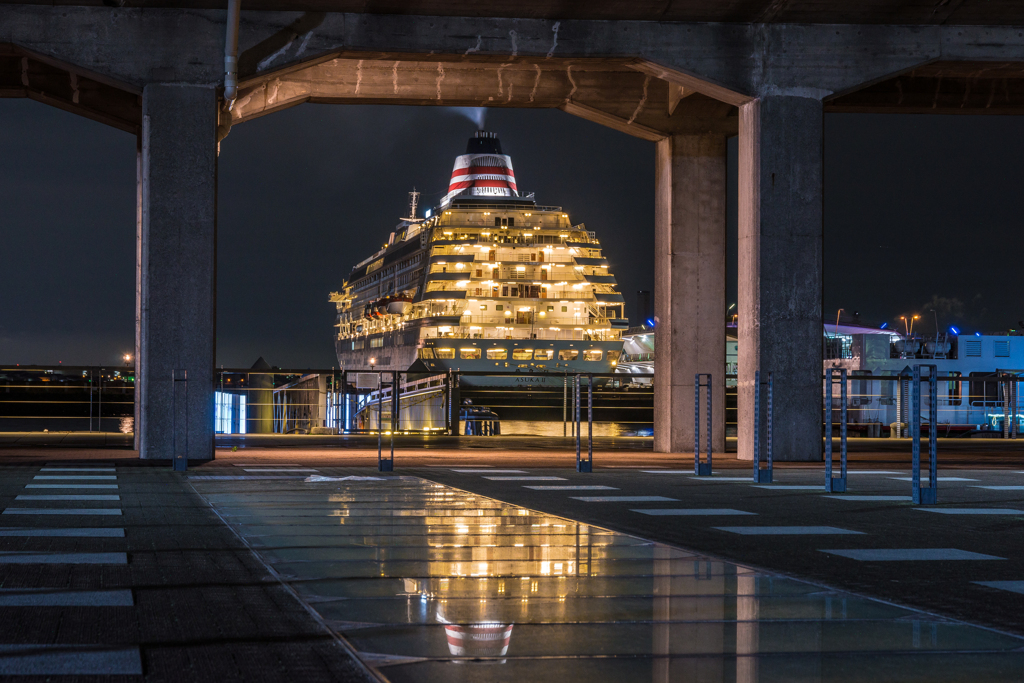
[455,262,464,269]
[516,266,526,271]
[519,306,532,311]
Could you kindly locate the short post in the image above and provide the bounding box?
[563,375,568,438]
[578,373,593,473]
[912,364,937,504]
[377,371,390,471]
[824,368,848,493]
[574,374,582,469]
[172,369,188,472]
[752,370,774,483]
[694,373,712,476]
[1013,376,1020,439]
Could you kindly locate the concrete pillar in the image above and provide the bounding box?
[653,135,727,454]
[137,84,218,460]
[738,96,823,462]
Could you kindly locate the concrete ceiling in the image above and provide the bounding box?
[3,0,1024,25]
[229,56,738,141]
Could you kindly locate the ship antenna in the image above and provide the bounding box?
[406,188,420,221]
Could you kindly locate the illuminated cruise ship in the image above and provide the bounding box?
[330,131,628,386]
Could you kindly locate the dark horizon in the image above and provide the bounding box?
[1,99,1021,368]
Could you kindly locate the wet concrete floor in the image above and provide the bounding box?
[190,472,1024,682]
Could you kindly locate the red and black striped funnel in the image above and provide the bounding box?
[441,131,518,206]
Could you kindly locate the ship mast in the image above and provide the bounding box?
[402,188,422,222]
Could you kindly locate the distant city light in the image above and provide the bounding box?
[646,318,656,327]
[975,332,982,337]
[950,326,960,335]
[879,323,887,329]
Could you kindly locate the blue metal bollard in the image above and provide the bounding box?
[694,374,713,476]
[753,371,774,483]
[912,365,937,504]
[825,368,848,492]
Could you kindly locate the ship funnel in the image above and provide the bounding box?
[442,131,517,207]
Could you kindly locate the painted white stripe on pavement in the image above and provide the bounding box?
[0,552,127,564]
[822,495,913,501]
[0,528,124,537]
[453,469,525,473]
[39,468,115,472]
[632,508,754,516]
[572,496,678,502]
[751,485,823,490]
[16,495,120,501]
[889,477,978,482]
[2,509,121,516]
[24,484,118,489]
[690,477,754,482]
[0,589,133,606]
[242,468,319,472]
[484,476,566,481]
[33,476,116,480]
[0,645,141,675]
[820,548,1004,561]
[714,526,863,535]
[914,508,1024,515]
[524,486,618,490]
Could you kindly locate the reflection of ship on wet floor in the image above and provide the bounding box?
[189,475,1024,681]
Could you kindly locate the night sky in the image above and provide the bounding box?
[1,99,1021,368]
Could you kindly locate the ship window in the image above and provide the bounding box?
[607,350,621,363]
[494,217,501,226]
[352,340,364,350]
[495,305,503,311]
[480,305,488,311]
[947,371,962,406]
[370,337,383,348]
[460,348,481,360]
[418,348,434,360]
[969,372,999,406]
[487,348,507,360]
[583,349,603,361]
[558,349,579,361]
[547,306,554,311]
[435,348,455,359]
[512,349,533,360]
[561,306,568,312]
[533,349,553,360]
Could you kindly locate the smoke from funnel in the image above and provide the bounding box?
[449,107,487,130]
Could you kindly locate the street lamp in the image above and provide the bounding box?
[123,354,132,367]
[369,357,377,367]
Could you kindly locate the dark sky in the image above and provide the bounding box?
[1,99,1021,368]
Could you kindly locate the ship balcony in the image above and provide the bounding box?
[426,325,621,342]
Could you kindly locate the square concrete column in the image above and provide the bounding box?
[137,84,218,460]
[738,96,823,462]
[654,135,727,454]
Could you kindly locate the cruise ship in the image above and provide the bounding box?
[330,131,628,386]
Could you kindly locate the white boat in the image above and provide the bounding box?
[331,131,628,387]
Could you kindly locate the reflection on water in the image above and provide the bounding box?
[193,477,1024,682]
